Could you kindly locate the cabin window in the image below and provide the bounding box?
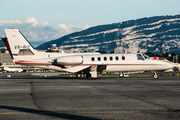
[115,56,119,60]
[122,56,125,60]
[91,57,95,61]
[104,57,107,61]
[98,57,101,61]
[110,56,113,61]
[137,54,144,60]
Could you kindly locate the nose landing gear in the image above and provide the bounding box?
[153,71,159,79]
[119,72,124,78]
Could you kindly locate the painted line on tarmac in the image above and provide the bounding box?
[0,89,29,92]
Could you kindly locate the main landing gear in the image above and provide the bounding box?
[75,73,83,78]
[75,72,97,79]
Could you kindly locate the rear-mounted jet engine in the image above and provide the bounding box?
[56,56,83,65]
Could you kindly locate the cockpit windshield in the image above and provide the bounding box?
[137,54,144,60]
[142,54,150,60]
[137,53,150,60]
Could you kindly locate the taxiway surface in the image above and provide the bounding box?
[0,76,180,120]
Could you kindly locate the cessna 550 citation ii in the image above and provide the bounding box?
[1,29,174,79]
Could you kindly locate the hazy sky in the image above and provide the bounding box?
[1,0,180,26]
[0,0,180,45]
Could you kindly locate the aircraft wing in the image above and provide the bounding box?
[62,65,91,73]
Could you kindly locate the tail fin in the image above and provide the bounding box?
[3,63,8,69]
[3,29,37,60]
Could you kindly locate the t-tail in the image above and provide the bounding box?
[3,63,8,69]
[3,29,38,61]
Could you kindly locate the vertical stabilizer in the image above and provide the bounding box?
[4,29,37,56]
[3,63,8,69]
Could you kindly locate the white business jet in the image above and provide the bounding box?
[1,29,174,79]
[2,63,23,73]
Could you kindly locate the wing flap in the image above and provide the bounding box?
[63,65,91,73]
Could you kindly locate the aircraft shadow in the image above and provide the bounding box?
[0,105,101,120]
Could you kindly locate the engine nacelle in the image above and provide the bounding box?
[56,56,83,65]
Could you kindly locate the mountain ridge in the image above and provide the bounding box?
[36,14,180,54]
[1,15,180,54]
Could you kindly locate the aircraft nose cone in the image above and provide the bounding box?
[169,63,175,69]
[158,60,175,70]
[172,63,179,69]
[164,61,173,68]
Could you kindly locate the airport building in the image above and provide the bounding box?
[0,52,13,64]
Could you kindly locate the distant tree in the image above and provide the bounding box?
[109,50,114,53]
[161,52,171,61]
[155,54,159,57]
[95,51,107,54]
[171,52,176,57]
[170,52,176,62]
[101,51,107,54]
[145,51,155,57]
[165,52,169,58]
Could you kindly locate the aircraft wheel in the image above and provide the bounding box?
[76,73,81,78]
[78,74,81,78]
[119,72,124,78]
[153,74,159,79]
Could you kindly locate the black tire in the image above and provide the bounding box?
[153,74,159,79]
[119,72,124,78]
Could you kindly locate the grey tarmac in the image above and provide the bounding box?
[0,76,180,120]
